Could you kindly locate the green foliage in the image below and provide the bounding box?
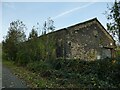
[4,55,120,88]
[16,44,31,66]
[2,20,26,61]
[3,19,120,88]
[46,34,56,61]
[43,17,55,35]
[14,34,56,66]
[105,1,120,42]
[48,58,120,88]
[28,27,38,40]
[27,61,53,78]
[3,18,56,65]
[27,61,48,72]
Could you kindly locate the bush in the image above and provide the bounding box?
[16,49,31,66]
[27,61,51,73]
[49,58,120,88]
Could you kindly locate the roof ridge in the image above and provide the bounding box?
[68,18,97,28]
[55,18,97,31]
[40,18,115,43]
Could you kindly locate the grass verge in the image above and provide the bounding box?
[2,60,56,88]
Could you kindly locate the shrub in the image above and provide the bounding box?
[49,58,120,87]
[16,51,31,66]
[27,61,51,73]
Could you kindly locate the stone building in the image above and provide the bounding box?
[47,18,116,61]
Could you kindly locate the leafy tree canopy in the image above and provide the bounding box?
[105,0,120,43]
[2,20,27,61]
[28,26,38,40]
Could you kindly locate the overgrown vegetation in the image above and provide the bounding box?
[2,18,56,66]
[2,21,120,88]
[105,0,120,42]
[2,1,120,88]
[3,57,120,88]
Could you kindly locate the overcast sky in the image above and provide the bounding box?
[1,1,115,42]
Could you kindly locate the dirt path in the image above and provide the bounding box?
[2,66,28,88]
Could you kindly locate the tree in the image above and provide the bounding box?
[28,26,38,40]
[2,20,27,61]
[26,26,39,63]
[42,21,47,35]
[42,17,56,60]
[42,17,55,35]
[105,0,120,43]
[47,17,55,32]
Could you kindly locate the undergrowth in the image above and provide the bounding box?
[3,57,120,88]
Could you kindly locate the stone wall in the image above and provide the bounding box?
[66,22,114,60]
[49,19,115,61]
